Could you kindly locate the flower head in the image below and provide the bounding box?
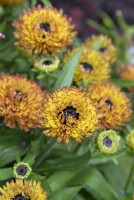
[0,33,5,39]
[34,54,60,72]
[0,73,45,131]
[97,130,120,154]
[64,47,110,86]
[126,130,134,151]
[85,35,117,64]
[13,162,32,179]
[40,87,99,143]
[13,6,76,55]
[119,64,134,91]
[0,0,24,6]
[88,81,132,129]
[0,179,47,200]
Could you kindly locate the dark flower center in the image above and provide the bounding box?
[80,62,93,72]
[62,106,79,125]
[103,136,112,147]
[17,165,27,176]
[14,90,23,103]
[105,99,112,111]
[40,23,50,32]
[13,194,29,200]
[99,47,106,52]
[43,60,53,65]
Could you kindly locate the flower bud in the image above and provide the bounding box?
[97,130,120,154]
[126,130,134,151]
[13,162,32,179]
[34,54,60,73]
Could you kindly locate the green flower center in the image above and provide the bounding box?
[99,47,106,52]
[13,194,29,200]
[80,62,93,72]
[17,165,27,176]
[105,99,112,111]
[103,136,112,147]
[43,60,53,65]
[63,106,79,125]
[40,23,50,32]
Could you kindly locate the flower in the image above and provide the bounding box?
[84,34,117,64]
[0,33,5,39]
[118,64,134,91]
[0,73,45,131]
[34,54,60,72]
[13,162,32,179]
[40,87,99,143]
[126,130,134,151]
[0,179,47,200]
[64,47,110,86]
[97,130,120,154]
[88,81,132,129]
[13,6,76,55]
[0,0,24,6]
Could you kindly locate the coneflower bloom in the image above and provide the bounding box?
[88,81,132,129]
[13,6,76,55]
[40,87,99,143]
[0,74,45,131]
[0,179,47,200]
[85,34,117,64]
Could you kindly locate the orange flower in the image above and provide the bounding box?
[0,74,45,131]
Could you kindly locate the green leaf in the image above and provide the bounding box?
[29,172,51,193]
[49,186,82,200]
[112,79,134,87]
[23,137,43,165]
[0,168,13,181]
[54,48,82,89]
[118,194,133,200]
[37,151,91,174]
[70,168,118,200]
[42,0,52,7]
[48,171,76,193]
[92,36,106,50]
[0,129,30,167]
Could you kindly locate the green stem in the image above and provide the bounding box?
[123,155,134,192]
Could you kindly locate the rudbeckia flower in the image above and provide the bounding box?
[64,47,110,86]
[13,6,76,55]
[88,81,132,129]
[97,130,120,154]
[0,0,24,6]
[0,179,47,200]
[0,74,45,131]
[84,34,117,64]
[40,87,99,143]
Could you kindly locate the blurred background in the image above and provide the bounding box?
[49,0,134,40]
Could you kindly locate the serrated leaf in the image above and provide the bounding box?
[0,168,13,181]
[54,48,82,89]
